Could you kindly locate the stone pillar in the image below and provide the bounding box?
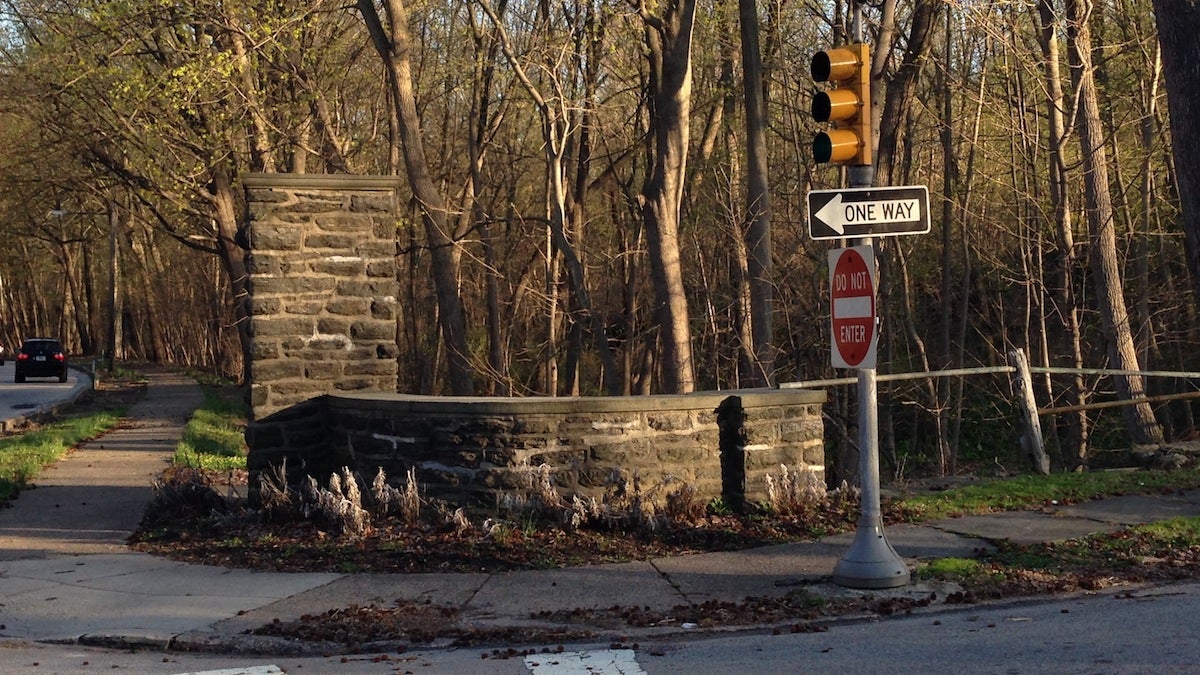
[242,174,400,480]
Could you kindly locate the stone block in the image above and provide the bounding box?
[370,298,397,320]
[251,276,338,295]
[251,224,303,251]
[246,254,280,276]
[326,297,372,316]
[291,193,345,213]
[254,360,305,381]
[252,317,317,338]
[307,336,352,352]
[249,340,281,360]
[374,220,400,239]
[247,187,291,204]
[366,260,397,278]
[656,444,709,465]
[350,194,395,213]
[343,360,398,377]
[351,320,396,341]
[306,233,358,250]
[310,257,366,276]
[336,280,396,298]
[283,300,325,316]
[248,297,281,315]
[334,377,382,392]
[647,412,696,432]
[316,317,351,335]
[303,364,339,381]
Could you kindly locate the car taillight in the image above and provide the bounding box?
[17,353,28,361]
[55,353,66,362]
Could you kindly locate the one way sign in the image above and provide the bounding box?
[807,185,931,240]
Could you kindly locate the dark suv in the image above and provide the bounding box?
[14,338,68,383]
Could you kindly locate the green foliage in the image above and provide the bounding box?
[893,469,1200,521]
[0,411,124,501]
[990,517,1200,573]
[706,496,733,516]
[915,557,988,582]
[1140,516,1200,541]
[172,387,248,471]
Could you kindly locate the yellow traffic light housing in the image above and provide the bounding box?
[811,43,871,166]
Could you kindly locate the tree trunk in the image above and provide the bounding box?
[1150,0,1200,310]
[639,0,697,394]
[1034,0,1090,464]
[359,0,475,395]
[872,0,941,186]
[1066,0,1163,446]
[205,161,253,383]
[737,0,774,388]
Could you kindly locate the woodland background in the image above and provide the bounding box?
[1,0,1198,482]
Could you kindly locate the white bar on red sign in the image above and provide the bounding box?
[833,296,872,318]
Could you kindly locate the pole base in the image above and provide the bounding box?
[832,518,910,589]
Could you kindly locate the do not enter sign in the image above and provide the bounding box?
[829,246,877,369]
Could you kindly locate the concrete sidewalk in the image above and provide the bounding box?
[1,371,1199,655]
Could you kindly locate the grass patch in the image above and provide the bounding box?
[0,411,125,501]
[915,557,988,581]
[917,516,1200,596]
[173,387,248,471]
[891,468,1200,521]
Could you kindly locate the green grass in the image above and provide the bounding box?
[0,411,125,501]
[915,557,990,581]
[172,387,248,471]
[917,516,1200,584]
[892,468,1200,521]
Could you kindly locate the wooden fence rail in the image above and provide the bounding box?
[782,349,1200,475]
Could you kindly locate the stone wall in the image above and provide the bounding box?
[338,389,826,508]
[241,173,828,511]
[243,174,400,419]
[256,388,825,510]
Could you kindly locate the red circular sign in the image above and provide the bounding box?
[831,248,875,367]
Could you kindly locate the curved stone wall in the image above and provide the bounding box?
[249,387,826,510]
[242,173,827,510]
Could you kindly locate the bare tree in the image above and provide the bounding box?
[476,0,621,395]
[738,0,775,388]
[636,0,697,394]
[1151,0,1200,310]
[1065,0,1163,445]
[358,0,476,395]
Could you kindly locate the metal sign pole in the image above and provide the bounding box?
[831,76,910,587]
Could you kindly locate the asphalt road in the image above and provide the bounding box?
[2,582,1199,674]
[0,360,90,428]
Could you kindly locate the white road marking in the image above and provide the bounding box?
[174,667,285,675]
[525,648,645,674]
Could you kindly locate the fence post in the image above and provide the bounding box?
[1008,348,1050,474]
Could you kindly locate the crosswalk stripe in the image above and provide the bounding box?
[525,648,645,674]
[173,666,285,675]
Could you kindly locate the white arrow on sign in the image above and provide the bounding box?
[814,193,923,235]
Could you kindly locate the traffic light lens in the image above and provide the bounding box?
[812,89,860,123]
[811,48,862,83]
[812,93,832,122]
[811,52,832,81]
[813,134,833,163]
[813,130,860,164]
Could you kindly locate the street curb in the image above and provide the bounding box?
[144,580,1176,658]
[0,367,93,432]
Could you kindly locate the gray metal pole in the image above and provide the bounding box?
[831,150,909,589]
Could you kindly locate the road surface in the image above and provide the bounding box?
[0,360,91,428]
[2,581,1198,674]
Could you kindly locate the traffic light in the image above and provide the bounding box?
[810,43,871,166]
